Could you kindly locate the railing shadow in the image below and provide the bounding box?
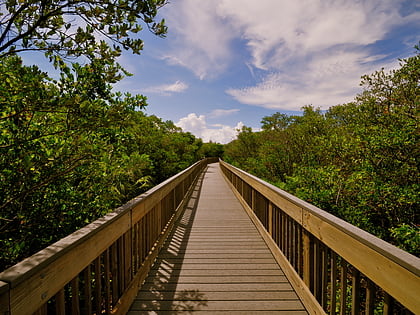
[131,168,208,313]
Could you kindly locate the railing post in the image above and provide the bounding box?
[251,189,256,211]
[0,281,10,315]
[268,202,273,236]
[302,229,312,288]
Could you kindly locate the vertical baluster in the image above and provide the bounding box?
[118,237,125,294]
[111,243,118,308]
[94,256,102,315]
[132,222,138,272]
[84,265,92,314]
[313,239,322,300]
[275,208,280,247]
[351,268,360,315]
[302,230,312,288]
[268,202,273,236]
[365,279,375,315]
[294,221,299,270]
[330,251,337,315]
[34,304,48,315]
[104,249,111,314]
[287,218,292,263]
[321,245,328,309]
[383,292,394,315]
[281,212,286,253]
[55,288,66,315]
[297,223,303,277]
[126,229,132,283]
[71,276,80,315]
[340,259,348,315]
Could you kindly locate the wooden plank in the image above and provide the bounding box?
[130,300,305,311]
[157,253,274,259]
[148,268,284,276]
[136,290,299,301]
[139,282,295,292]
[143,275,290,284]
[128,311,307,315]
[150,263,282,270]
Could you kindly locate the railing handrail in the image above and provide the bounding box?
[222,161,420,275]
[0,160,199,285]
[220,160,420,314]
[0,158,216,315]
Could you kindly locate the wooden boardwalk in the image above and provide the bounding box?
[128,163,308,314]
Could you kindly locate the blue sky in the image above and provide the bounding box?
[22,0,420,143]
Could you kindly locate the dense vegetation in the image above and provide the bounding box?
[0,54,208,270]
[0,0,207,271]
[224,50,419,256]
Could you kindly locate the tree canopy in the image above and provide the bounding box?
[224,50,420,256]
[0,0,207,272]
[0,0,167,66]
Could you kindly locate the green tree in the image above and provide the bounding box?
[0,0,167,73]
[223,49,420,254]
[198,142,224,158]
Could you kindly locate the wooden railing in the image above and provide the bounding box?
[0,158,217,315]
[220,160,420,315]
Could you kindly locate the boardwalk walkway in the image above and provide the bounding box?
[128,163,308,314]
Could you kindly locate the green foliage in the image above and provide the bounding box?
[0,0,167,73]
[0,56,202,271]
[197,142,224,158]
[390,224,420,256]
[224,50,420,255]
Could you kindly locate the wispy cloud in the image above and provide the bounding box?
[175,113,243,143]
[208,108,240,118]
[161,0,235,79]
[144,80,189,95]
[163,0,419,110]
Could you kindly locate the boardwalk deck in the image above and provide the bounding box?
[128,163,308,314]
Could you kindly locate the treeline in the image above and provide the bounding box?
[224,51,419,255]
[0,56,224,270]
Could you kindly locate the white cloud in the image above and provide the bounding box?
[144,80,188,95]
[162,0,235,79]
[208,108,240,118]
[163,0,419,110]
[175,113,243,144]
[227,51,401,110]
